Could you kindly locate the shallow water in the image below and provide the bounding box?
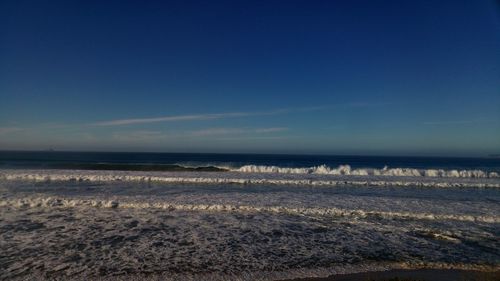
[0,170,499,280]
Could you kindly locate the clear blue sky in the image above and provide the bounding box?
[1,0,499,156]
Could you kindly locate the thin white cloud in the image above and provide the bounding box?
[106,127,288,142]
[3,103,390,131]
[92,113,250,126]
[255,127,288,133]
[190,127,288,137]
[110,130,169,142]
[214,136,287,141]
[0,127,24,135]
[89,106,341,127]
[422,120,493,125]
[190,128,244,137]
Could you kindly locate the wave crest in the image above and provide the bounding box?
[232,165,499,178]
[1,169,500,188]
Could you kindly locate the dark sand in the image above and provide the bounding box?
[283,269,500,281]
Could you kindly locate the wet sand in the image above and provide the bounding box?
[283,269,500,281]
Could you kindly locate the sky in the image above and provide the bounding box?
[0,0,499,156]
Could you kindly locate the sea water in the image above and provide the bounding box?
[0,151,499,280]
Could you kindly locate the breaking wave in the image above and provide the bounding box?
[1,169,500,188]
[4,161,498,179]
[232,164,500,178]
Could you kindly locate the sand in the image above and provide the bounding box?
[283,269,500,281]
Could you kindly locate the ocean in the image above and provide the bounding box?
[0,151,499,280]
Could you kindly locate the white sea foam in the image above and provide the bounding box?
[1,191,498,280]
[1,172,499,280]
[232,164,500,178]
[1,195,498,223]
[1,169,499,188]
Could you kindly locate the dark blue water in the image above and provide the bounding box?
[1,151,500,172]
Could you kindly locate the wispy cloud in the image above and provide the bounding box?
[189,128,244,137]
[91,112,253,126]
[214,136,287,141]
[254,127,288,133]
[106,127,288,142]
[89,105,359,127]
[0,127,24,135]
[110,130,169,142]
[190,127,288,137]
[422,120,494,125]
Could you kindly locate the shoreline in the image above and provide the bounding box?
[9,265,500,281]
[282,268,500,281]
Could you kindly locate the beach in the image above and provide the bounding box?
[284,269,500,281]
[3,0,499,278]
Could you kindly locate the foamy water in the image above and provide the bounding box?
[2,169,500,188]
[0,168,499,280]
[232,164,500,178]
